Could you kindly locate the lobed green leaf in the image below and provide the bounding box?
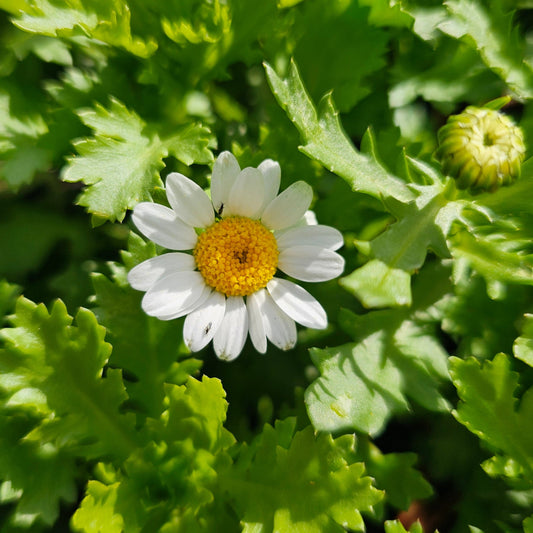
[12,0,157,58]
[225,419,383,532]
[264,59,415,204]
[440,0,533,98]
[451,353,533,479]
[307,262,451,435]
[73,376,236,532]
[0,416,77,527]
[289,0,388,112]
[0,82,51,190]
[91,235,202,417]
[61,98,213,223]
[341,187,453,307]
[1,297,138,460]
[355,438,433,513]
[385,520,425,533]
[514,314,533,367]
[0,297,138,527]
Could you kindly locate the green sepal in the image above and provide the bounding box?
[483,96,512,111]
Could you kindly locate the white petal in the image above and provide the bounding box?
[246,290,268,354]
[224,167,265,218]
[132,202,197,250]
[166,173,214,229]
[261,181,313,230]
[275,225,344,252]
[213,296,248,361]
[183,291,226,352]
[210,151,241,216]
[258,159,281,209]
[278,246,345,282]
[128,253,196,291]
[141,271,208,320]
[303,210,318,225]
[267,278,327,329]
[262,291,297,351]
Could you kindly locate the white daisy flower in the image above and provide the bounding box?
[128,151,345,361]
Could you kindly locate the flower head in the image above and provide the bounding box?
[436,106,525,193]
[128,152,344,361]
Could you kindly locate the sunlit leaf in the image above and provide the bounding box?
[62,98,213,222]
[307,262,451,435]
[227,419,383,532]
[264,59,415,203]
[440,0,533,98]
[13,0,157,58]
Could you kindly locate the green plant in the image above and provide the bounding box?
[1,0,533,531]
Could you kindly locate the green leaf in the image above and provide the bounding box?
[1,297,138,460]
[61,98,213,222]
[449,227,533,291]
[306,339,410,436]
[73,376,237,533]
[61,98,165,222]
[356,439,433,512]
[0,297,137,527]
[71,481,124,533]
[514,314,533,367]
[307,262,451,435]
[0,82,50,190]
[359,0,413,28]
[440,0,533,98]
[10,32,73,65]
[369,190,452,270]
[444,160,533,296]
[473,158,533,217]
[160,0,232,46]
[340,259,412,308]
[389,43,501,108]
[0,0,31,14]
[0,85,47,152]
[290,0,388,112]
[385,520,425,533]
[481,455,523,480]
[264,59,415,204]
[0,280,20,323]
[371,452,432,511]
[407,5,448,42]
[442,271,529,359]
[450,353,533,479]
[154,376,234,452]
[341,186,455,308]
[225,420,383,532]
[0,416,77,527]
[91,234,202,417]
[12,0,157,58]
[145,0,279,85]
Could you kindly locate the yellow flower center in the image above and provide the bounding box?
[194,216,279,297]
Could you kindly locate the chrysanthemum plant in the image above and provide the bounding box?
[1,1,533,532]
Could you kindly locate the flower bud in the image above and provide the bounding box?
[436,106,525,193]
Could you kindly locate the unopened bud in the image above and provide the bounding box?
[436,106,525,193]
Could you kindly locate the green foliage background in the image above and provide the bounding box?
[1,0,533,531]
